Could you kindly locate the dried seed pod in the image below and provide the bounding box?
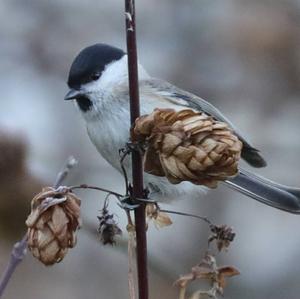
[134,108,243,188]
[209,225,236,251]
[97,208,122,245]
[25,187,81,266]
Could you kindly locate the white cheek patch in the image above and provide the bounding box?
[80,56,128,94]
[79,55,151,116]
[82,55,150,94]
[81,80,100,93]
[99,56,129,88]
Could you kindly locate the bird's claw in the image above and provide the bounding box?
[118,195,140,210]
[118,192,157,210]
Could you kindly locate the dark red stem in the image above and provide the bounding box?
[125,1,149,299]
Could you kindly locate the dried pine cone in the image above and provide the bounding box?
[133,108,243,188]
[26,187,81,265]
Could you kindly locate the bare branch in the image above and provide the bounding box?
[159,209,212,226]
[125,0,149,299]
[69,184,123,198]
[54,156,78,188]
[125,0,149,298]
[0,236,27,297]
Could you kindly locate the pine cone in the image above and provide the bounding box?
[26,187,81,265]
[133,108,243,188]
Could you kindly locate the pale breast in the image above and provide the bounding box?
[86,106,130,172]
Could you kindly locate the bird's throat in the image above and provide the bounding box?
[76,96,93,112]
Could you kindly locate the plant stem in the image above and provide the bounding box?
[0,236,27,297]
[69,184,123,198]
[54,156,78,189]
[127,225,137,299]
[125,1,149,299]
[159,209,212,226]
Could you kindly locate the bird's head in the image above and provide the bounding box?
[64,43,126,112]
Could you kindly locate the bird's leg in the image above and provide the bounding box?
[119,195,140,210]
[118,142,153,210]
[119,140,147,195]
[119,189,156,210]
[125,140,147,155]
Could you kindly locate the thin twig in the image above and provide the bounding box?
[54,156,78,188]
[69,184,123,198]
[125,0,149,298]
[0,156,77,298]
[0,236,27,297]
[159,209,212,226]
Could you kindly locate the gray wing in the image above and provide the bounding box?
[143,79,266,168]
[142,79,300,214]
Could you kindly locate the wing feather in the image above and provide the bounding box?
[142,79,267,168]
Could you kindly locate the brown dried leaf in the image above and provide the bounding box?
[146,204,172,229]
[175,254,240,298]
[217,266,240,294]
[174,272,195,288]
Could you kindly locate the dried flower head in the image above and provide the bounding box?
[134,108,243,188]
[25,187,81,266]
[97,208,122,245]
[175,254,240,298]
[209,225,236,252]
[146,204,172,229]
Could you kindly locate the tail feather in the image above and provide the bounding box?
[224,168,300,214]
[241,146,267,168]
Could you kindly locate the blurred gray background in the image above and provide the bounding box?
[0,0,300,298]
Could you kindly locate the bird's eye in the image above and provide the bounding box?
[91,73,100,81]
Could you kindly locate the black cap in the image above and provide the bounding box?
[67,43,125,89]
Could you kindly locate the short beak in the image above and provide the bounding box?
[64,89,83,101]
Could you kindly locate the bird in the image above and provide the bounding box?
[64,43,300,214]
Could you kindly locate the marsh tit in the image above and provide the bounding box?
[65,43,300,214]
